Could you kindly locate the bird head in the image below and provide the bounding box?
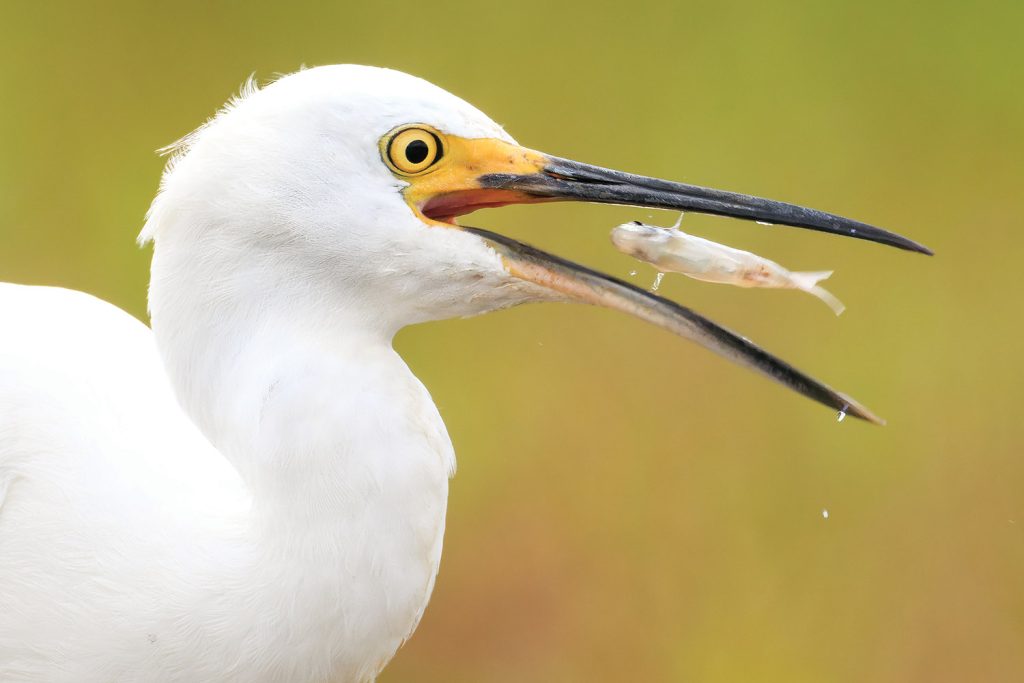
[142,64,929,422]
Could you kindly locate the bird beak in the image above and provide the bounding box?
[405,136,930,423]
[479,154,932,254]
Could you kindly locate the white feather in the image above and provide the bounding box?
[0,65,541,682]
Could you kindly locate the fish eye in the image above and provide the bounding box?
[383,125,445,176]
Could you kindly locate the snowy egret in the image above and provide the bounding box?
[0,65,928,681]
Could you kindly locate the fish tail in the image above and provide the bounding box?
[787,270,843,314]
[788,270,833,289]
[807,284,846,316]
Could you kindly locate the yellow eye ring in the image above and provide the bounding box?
[382,125,445,176]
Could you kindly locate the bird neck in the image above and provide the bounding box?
[146,241,454,681]
[147,239,455,522]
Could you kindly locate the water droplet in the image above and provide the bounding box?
[822,509,829,519]
[836,404,848,423]
[651,272,665,292]
[756,220,773,226]
[629,270,637,277]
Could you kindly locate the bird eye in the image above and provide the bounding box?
[384,126,445,176]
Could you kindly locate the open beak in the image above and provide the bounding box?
[404,136,931,423]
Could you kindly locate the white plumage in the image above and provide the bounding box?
[0,66,543,682]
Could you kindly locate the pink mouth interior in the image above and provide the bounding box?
[420,189,548,224]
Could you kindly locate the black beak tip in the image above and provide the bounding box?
[880,230,933,255]
[910,241,935,256]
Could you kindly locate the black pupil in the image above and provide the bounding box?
[405,139,430,165]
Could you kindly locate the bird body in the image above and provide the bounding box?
[0,65,924,681]
[0,283,451,682]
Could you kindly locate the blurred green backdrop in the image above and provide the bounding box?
[1,1,1021,681]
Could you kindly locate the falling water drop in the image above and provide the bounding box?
[822,509,830,520]
[836,404,848,423]
[651,272,665,292]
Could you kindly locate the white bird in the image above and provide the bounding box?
[0,65,928,682]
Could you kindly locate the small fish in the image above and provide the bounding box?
[610,220,845,315]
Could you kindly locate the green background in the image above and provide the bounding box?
[2,1,1021,680]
